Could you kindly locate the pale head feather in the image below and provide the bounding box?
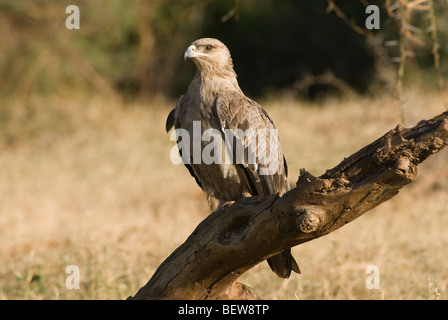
[186,38,236,78]
[184,38,241,108]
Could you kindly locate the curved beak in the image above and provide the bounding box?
[184,44,201,61]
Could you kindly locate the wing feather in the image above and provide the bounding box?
[166,95,184,132]
[165,108,175,133]
[166,95,203,190]
[213,90,290,196]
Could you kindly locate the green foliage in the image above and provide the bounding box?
[0,0,446,100]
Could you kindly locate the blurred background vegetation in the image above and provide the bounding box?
[1,1,448,299]
[0,0,446,102]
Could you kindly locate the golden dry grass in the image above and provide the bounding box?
[0,90,447,299]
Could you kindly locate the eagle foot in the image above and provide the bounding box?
[221,200,235,209]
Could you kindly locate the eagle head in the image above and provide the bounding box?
[184,38,234,74]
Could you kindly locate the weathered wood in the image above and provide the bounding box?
[129,111,448,300]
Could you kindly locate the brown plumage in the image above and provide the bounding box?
[166,38,300,278]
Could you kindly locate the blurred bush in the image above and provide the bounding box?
[0,0,446,101]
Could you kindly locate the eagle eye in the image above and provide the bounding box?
[204,45,213,52]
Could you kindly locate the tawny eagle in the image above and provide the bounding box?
[166,38,300,278]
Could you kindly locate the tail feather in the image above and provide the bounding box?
[267,249,300,279]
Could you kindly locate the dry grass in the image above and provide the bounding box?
[0,89,447,300]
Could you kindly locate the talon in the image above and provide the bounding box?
[222,201,235,208]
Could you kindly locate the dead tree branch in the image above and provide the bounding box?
[129,111,448,300]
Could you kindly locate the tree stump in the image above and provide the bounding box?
[129,110,448,300]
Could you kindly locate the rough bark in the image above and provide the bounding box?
[129,111,448,300]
